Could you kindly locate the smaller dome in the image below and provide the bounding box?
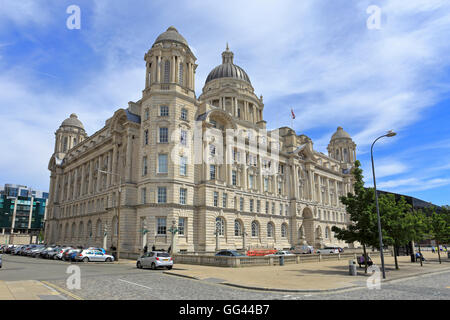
[331,126,351,140]
[153,26,189,47]
[61,113,84,130]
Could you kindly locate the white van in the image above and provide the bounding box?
[290,245,314,254]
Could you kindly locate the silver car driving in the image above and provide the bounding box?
[136,251,173,270]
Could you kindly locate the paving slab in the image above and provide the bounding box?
[164,252,450,292]
[0,280,64,300]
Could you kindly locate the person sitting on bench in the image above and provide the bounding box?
[357,255,373,268]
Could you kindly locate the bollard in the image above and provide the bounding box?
[348,259,357,276]
[279,255,285,266]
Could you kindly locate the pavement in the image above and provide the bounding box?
[163,251,450,292]
[0,280,66,300]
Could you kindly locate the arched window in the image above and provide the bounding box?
[215,217,225,236]
[164,60,170,83]
[178,62,184,86]
[79,222,84,238]
[112,216,118,237]
[251,221,259,237]
[87,220,92,238]
[234,220,242,236]
[281,224,288,238]
[63,137,68,152]
[71,223,76,239]
[325,227,329,239]
[96,219,102,238]
[267,223,274,238]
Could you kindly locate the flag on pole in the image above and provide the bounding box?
[291,108,296,119]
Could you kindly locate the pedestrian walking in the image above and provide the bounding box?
[168,245,171,254]
[152,244,156,251]
[143,245,148,254]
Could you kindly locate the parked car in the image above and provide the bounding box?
[39,246,57,259]
[215,250,245,257]
[66,249,82,262]
[46,247,61,259]
[316,247,339,254]
[12,245,25,255]
[4,245,16,254]
[55,247,73,260]
[267,250,296,257]
[136,251,173,270]
[30,246,46,258]
[290,245,314,254]
[75,249,114,263]
[86,247,106,254]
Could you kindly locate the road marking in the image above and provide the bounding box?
[41,281,83,300]
[118,279,152,290]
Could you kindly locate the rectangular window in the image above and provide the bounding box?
[142,156,148,176]
[141,188,146,204]
[181,108,188,120]
[250,199,254,212]
[160,105,169,116]
[240,197,244,211]
[265,201,269,214]
[180,130,187,146]
[144,129,149,145]
[178,217,185,235]
[210,145,216,156]
[272,202,275,214]
[158,187,167,203]
[232,170,237,186]
[278,182,282,194]
[280,204,283,215]
[210,165,216,180]
[264,178,269,192]
[249,175,254,189]
[157,217,166,235]
[180,188,187,205]
[222,193,227,208]
[213,192,219,207]
[158,154,168,173]
[159,127,168,143]
[179,156,187,176]
[144,108,149,120]
[257,200,261,213]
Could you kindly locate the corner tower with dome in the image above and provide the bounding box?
[45,27,358,255]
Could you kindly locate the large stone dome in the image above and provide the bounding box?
[331,126,351,140]
[61,113,84,130]
[205,46,251,85]
[153,26,189,47]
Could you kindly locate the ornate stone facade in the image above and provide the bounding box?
[45,27,357,255]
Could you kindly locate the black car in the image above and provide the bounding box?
[215,250,245,257]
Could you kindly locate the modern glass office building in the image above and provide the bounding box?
[0,184,48,234]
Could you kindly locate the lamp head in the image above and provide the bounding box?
[386,130,396,137]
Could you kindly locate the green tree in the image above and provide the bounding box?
[332,160,379,273]
[429,209,449,264]
[409,209,429,267]
[378,194,413,270]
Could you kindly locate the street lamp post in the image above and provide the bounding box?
[99,170,122,261]
[371,130,396,280]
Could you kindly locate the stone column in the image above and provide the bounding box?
[88,160,93,194]
[72,169,78,199]
[125,130,133,182]
[107,150,112,187]
[112,144,118,185]
[156,56,161,83]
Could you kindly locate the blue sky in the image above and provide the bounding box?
[0,0,449,205]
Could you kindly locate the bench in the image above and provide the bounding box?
[357,255,373,268]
